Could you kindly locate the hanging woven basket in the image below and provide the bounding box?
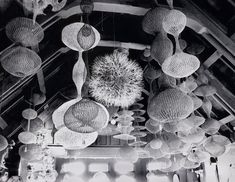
[147,88,194,123]
[161,52,200,78]
[162,9,187,36]
[6,17,44,47]
[0,46,42,77]
[0,135,8,152]
[54,127,98,150]
[62,22,100,52]
[142,7,170,35]
[64,98,109,133]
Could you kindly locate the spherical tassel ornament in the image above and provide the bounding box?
[89,50,143,108]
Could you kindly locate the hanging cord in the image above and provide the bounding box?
[112,13,116,52]
[166,0,174,9]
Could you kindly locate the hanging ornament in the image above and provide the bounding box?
[129,140,147,147]
[98,124,119,136]
[5,17,44,47]
[178,79,198,93]
[0,46,42,77]
[160,154,185,172]
[62,22,100,52]
[203,135,231,157]
[200,118,221,135]
[179,39,188,50]
[197,73,209,84]
[64,98,109,133]
[150,138,163,149]
[177,115,205,132]
[142,7,170,35]
[80,0,94,14]
[187,149,211,163]
[158,73,176,91]
[133,116,146,123]
[182,157,201,169]
[52,99,79,130]
[190,95,203,110]
[23,0,67,23]
[0,0,13,12]
[178,127,205,144]
[29,91,46,106]
[162,9,187,37]
[18,131,37,144]
[201,97,213,118]
[89,49,143,108]
[163,121,179,133]
[145,119,162,134]
[147,157,172,171]
[150,32,174,66]
[54,127,98,150]
[147,88,194,123]
[113,134,136,141]
[130,131,147,138]
[160,131,182,154]
[166,0,174,9]
[18,144,43,161]
[193,84,217,97]
[161,37,200,78]
[118,144,139,163]
[22,108,38,120]
[6,176,23,182]
[144,143,167,159]
[186,43,205,55]
[77,24,96,51]
[143,63,162,80]
[115,110,135,126]
[0,135,8,152]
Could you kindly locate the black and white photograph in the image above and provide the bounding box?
[0,0,234,181]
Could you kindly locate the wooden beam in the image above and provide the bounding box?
[220,115,235,125]
[0,117,8,130]
[205,70,235,114]
[203,51,222,68]
[179,0,235,58]
[98,40,150,50]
